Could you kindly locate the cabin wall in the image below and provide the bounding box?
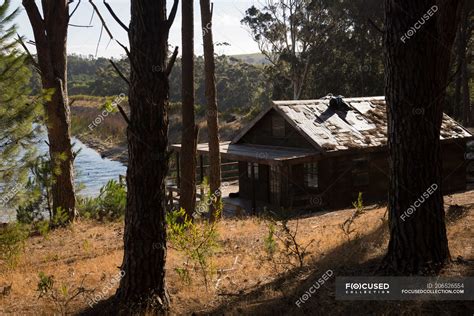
[286,140,468,209]
[237,109,315,149]
[235,135,468,210]
[441,140,468,193]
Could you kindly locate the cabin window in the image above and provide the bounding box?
[272,115,285,137]
[352,157,369,187]
[304,162,319,188]
[247,162,259,180]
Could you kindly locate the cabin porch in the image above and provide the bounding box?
[168,141,321,215]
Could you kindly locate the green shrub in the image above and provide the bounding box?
[78,179,126,221]
[37,271,91,315]
[166,208,220,289]
[0,223,29,268]
[264,223,277,257]
[32,220,51,238]
[16,155,53,224]
[51,207,70,228]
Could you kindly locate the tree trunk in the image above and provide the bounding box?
[383,0,462,274]
[116,0,177,311]
[200,0,222,221]
[459,2,471,126]
[179,0,197,217]
[454,25,462,121]
[23,0,76,222]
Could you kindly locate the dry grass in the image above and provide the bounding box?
[0,191,473,315]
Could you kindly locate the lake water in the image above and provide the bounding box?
[0,137,127,222]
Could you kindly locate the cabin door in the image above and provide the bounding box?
[269,165,280,205]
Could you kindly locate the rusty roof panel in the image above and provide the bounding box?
[273,96,472,153]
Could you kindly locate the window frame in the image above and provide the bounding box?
[269,165,281,204]
[247,162,259,180]
[304,162,319,189]
[352,157,370,187]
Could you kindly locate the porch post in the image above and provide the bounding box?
[176,151,181,189]
[251,163,256,215]
[200,154,204,183]
[280,163,290,208]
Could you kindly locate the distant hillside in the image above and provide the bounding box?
[229,53,269,65]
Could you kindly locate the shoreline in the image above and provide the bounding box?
[74,132,128,165]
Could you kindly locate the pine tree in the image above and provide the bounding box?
[0,0,41,215]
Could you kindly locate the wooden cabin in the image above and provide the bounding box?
[171,96,474,211]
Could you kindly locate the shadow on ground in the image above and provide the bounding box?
[204,214,474,316]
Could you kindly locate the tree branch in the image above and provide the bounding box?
[116,40,130,58]
[16,34,41,73]
[165,46,179,76]
[69,0,81,19]
[168,0,179,27]
[22,0,48,53]
[69,24,93,28]
[109,59,130,86]
[103,0,129,32]
[117,104,131,125]
[88,0,114,39]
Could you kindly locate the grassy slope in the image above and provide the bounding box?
[0,190,472,315]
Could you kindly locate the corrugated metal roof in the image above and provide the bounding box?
[272,96,472,152]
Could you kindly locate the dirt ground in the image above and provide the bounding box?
[0,190,473,315]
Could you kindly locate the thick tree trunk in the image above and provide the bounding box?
[45,79,76,221]
[116,0,176,311]
[383,0,462,274]
[179,0,197,217]
[459,3,471,126]
[200,0,222,221]
[454,30,462,120]
[23,0,76,221]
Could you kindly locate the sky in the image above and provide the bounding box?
[11,0,260,58]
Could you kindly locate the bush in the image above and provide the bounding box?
[0,223,29,268]
[16,155,54,224]
[166,208,220,289]
[78,179,126,221]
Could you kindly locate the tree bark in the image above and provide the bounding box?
[179,0,197,217]
[116,0,177,311]
[200,0,222,221]
[454,24,462,121]
[23,0,76,222]
[383,0,462,274]
[459,2,471,126]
